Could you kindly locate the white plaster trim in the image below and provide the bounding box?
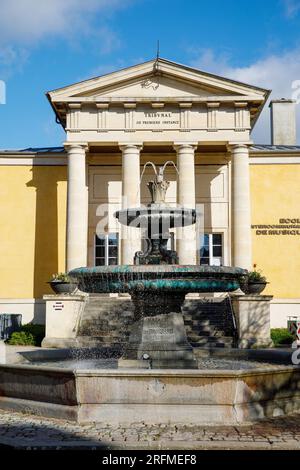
[0,298,45,304]
[2,155,300,166]
[270,298,300,304]
[0,157,67,166]
[249,156,300,164]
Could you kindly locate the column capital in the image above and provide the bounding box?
[64,142,88,152]
[227,142,252,152]
[119,143,143,151]
[173,142,198,151]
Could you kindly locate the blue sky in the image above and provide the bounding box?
[0,0,300,148]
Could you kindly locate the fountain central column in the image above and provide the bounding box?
[120,144,142,264]
[174,143,198,264]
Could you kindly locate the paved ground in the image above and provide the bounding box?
[0,410,300,450]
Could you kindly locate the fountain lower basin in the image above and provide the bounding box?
[1,348,299,425]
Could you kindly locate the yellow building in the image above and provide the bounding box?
[0,58,299,328]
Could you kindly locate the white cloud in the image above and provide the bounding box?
[190,48,300,144]
[0,0,126,43]
[283,0,300,18]
[0,0,130,75]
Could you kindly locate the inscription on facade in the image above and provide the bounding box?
[135,111,179,127]
[252,219,300,235]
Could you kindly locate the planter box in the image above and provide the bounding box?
[49,281,76,295]
[240,282,267,295]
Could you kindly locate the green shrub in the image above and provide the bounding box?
[21,324,45,346]
[51,272,71,282]
[7,324,45,346]
[8,331,35,346]
[271,328,294,346]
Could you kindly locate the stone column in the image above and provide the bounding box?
[230,143,252,269]
[65,143,88,271]
[174,143,197,264]
[120,144,142,264]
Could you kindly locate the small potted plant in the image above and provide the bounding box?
[240,264,268,295]
[48,272,77,295]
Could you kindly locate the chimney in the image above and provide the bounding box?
[270,99,296,145]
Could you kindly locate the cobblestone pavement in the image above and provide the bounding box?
[0,411,300,449]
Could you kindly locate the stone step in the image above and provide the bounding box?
[190,336,233,348]
[78,333,128,341]
[76,295,236,349]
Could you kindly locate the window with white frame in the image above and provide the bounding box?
[199,233,223,266]
[95,233,119,266]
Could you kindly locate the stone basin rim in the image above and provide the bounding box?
[115,206,196,215]
[0,363,297,378]
[69,265,247,275]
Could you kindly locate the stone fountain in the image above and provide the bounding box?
[70,163,246,369]
[0,163,298,425]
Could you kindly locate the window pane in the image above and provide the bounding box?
[108,234,118,245]
[108,258,118,265]
[200,233,209,247]
[95,235,105,246]
[200,257,209,265]
[213,234,222,245]
[211,258,222,266]
[95,258,105,266]
[200,247,209,257]
[96,246,105,258]
[213,245,222,257]
[109,246,118,257]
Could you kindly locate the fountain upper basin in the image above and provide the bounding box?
[115,205,196,230]
[69,265,247,294]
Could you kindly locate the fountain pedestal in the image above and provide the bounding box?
[119,291,197,369]
[119,314,197,369]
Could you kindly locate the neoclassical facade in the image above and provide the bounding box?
[1,58,300,327]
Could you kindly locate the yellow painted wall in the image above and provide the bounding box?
[0,162,298,300]
[251,164,300,298]
[0,165,67,299]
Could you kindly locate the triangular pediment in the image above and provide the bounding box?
[48,58,269,101]
[73,74,236,99]
[47,58,270,126]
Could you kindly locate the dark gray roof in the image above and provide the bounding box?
[0,147,65,154]
[251,144,300,152]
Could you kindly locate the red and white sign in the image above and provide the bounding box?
[288,317,300,344]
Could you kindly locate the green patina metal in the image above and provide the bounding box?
[70,266,244,295]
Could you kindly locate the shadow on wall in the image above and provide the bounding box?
[26,165,67,302]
